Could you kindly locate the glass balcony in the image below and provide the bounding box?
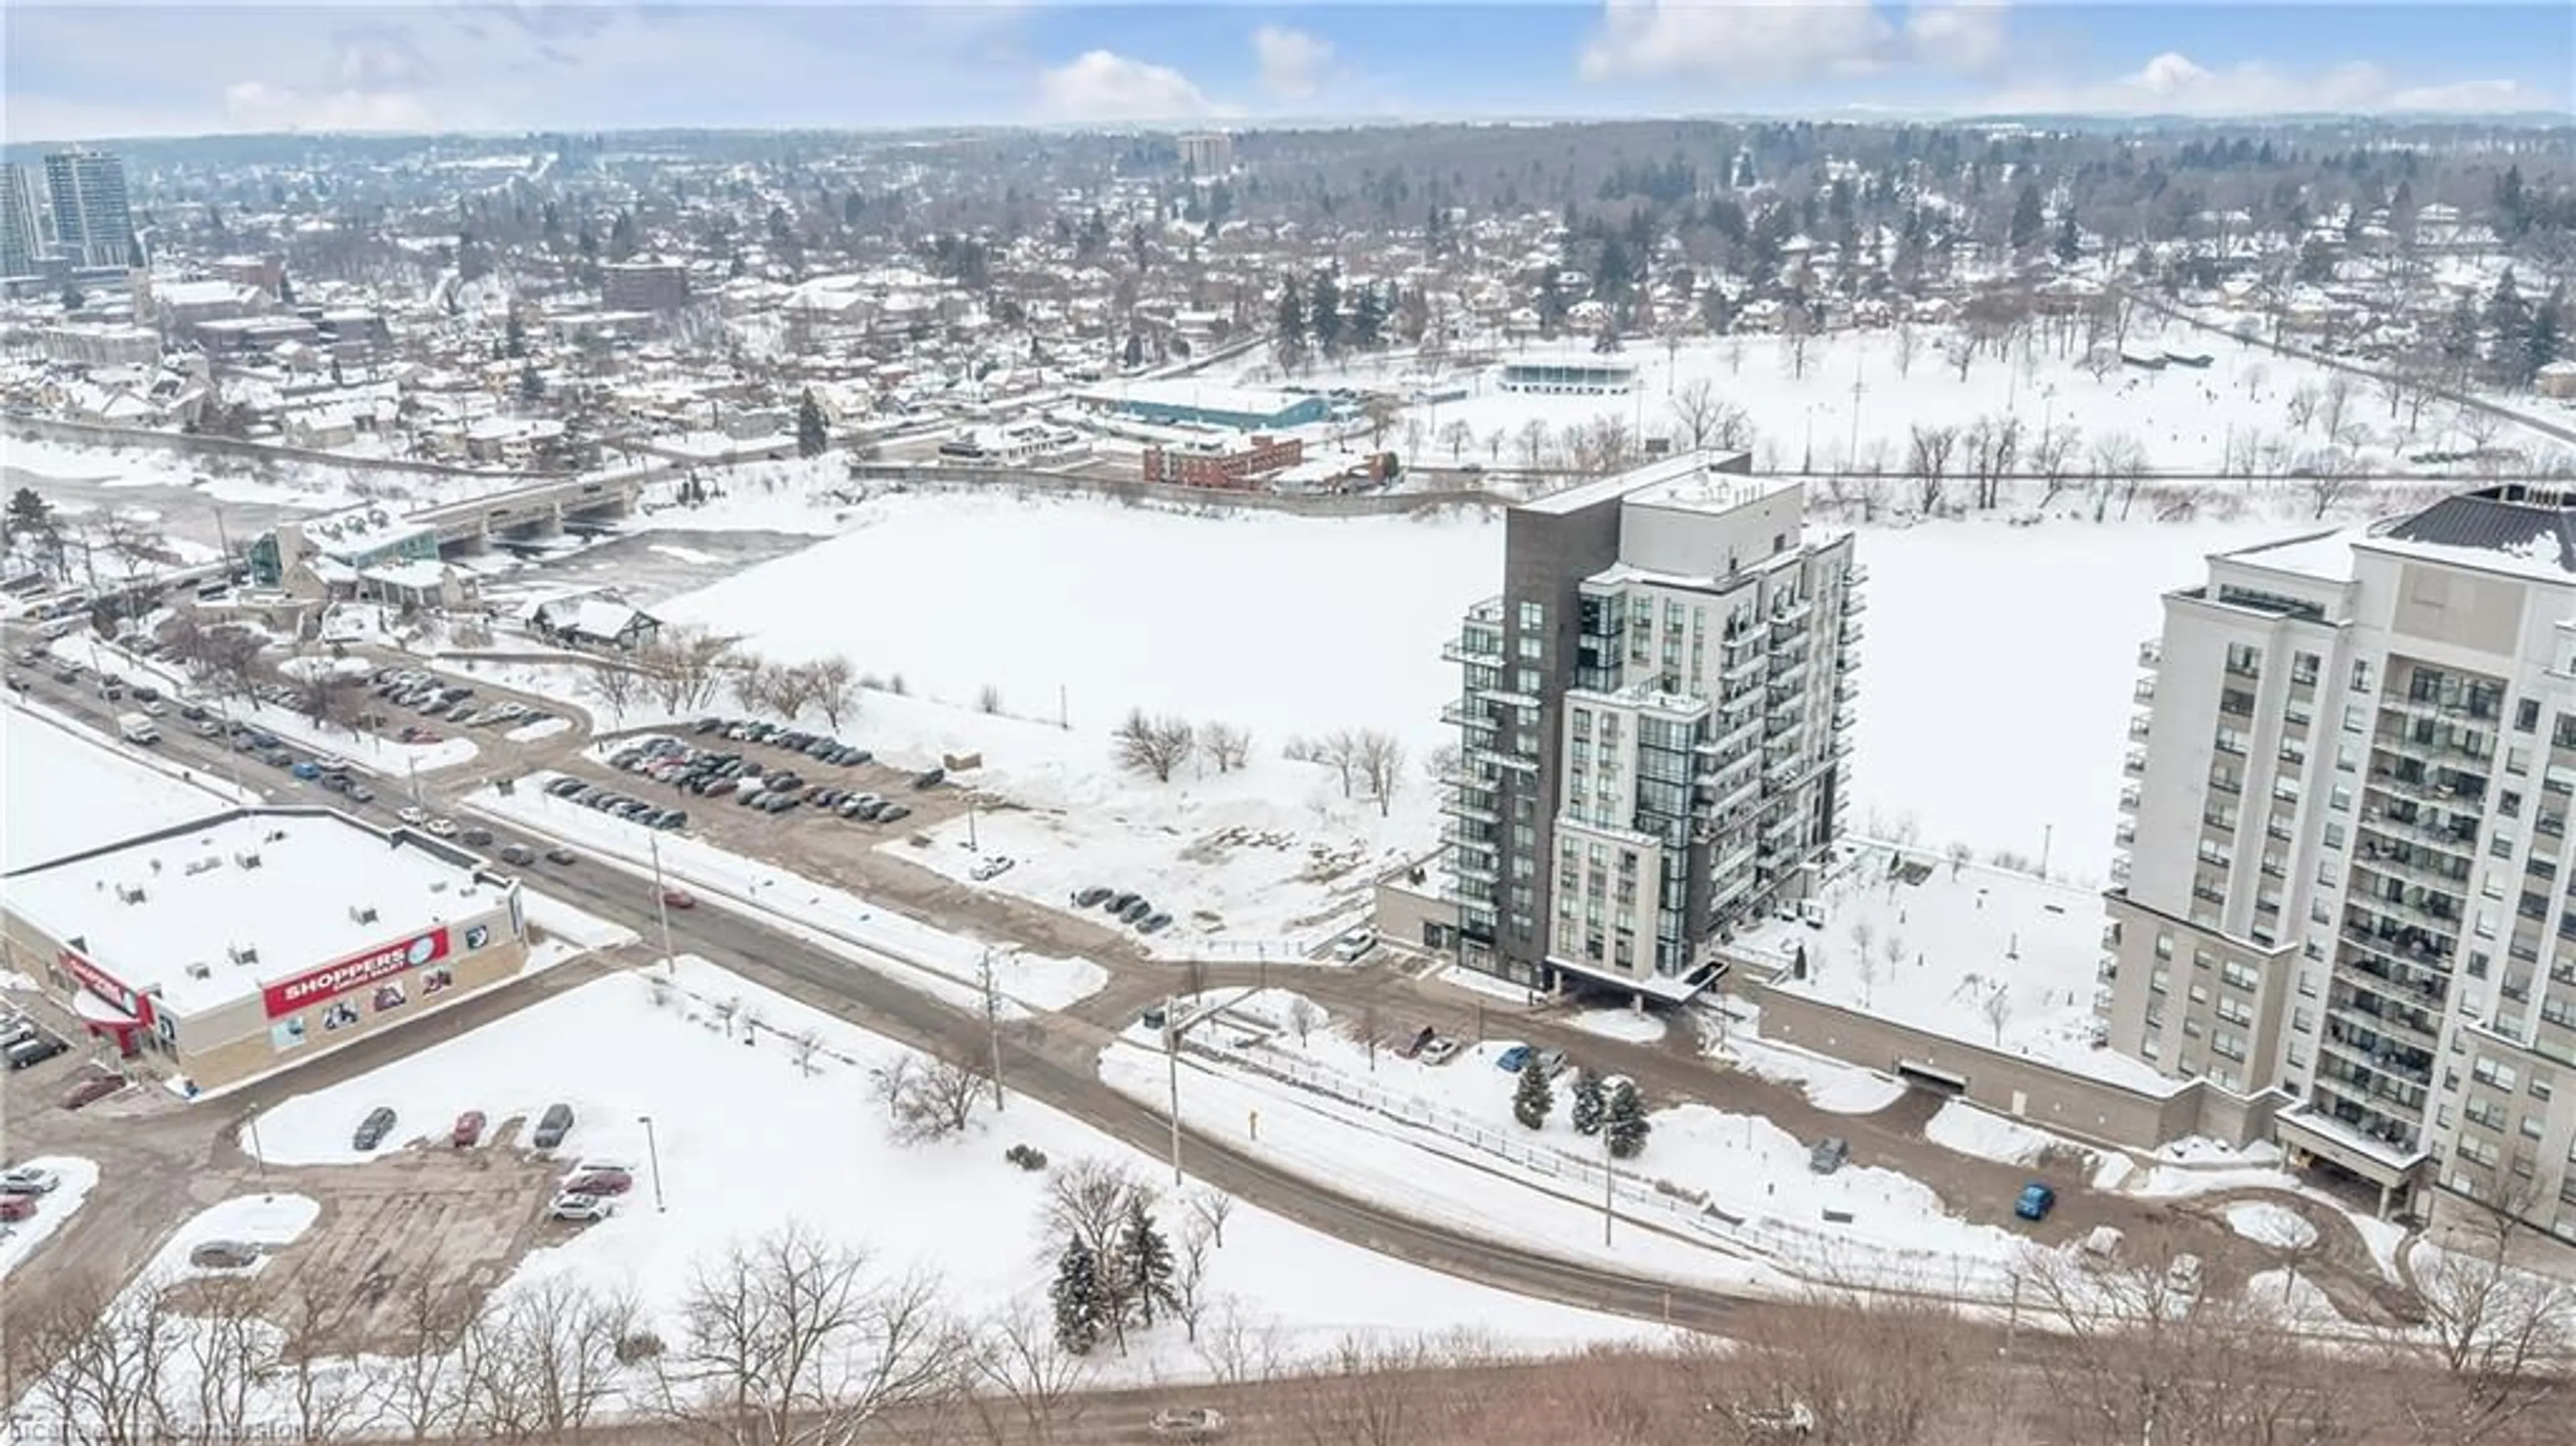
[2119,784,2141,812]
[2124,749,2148,777]
[2138,641,2161,667]
[2134,678,2156,704]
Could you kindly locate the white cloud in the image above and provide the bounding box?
[1252,24,1334,100]
[221,80,437,133]
[1982,52,2540,115]
[1035,50,1218,123]
[1581,0,1896,82]
[1903,3,2010,75]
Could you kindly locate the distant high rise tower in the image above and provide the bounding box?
[1177,132,1234,176]
[44,148,136,270]
[0,164,43,277]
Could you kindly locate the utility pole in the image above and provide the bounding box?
[965,795,979,853]
[1602,1124,1616,1247]
[246,1106,270,1196]
[1163,993,1184,1185]
[637,1114,667,1213]
[647,832,678,972]
[980,948,1006,1110]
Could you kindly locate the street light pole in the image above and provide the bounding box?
[637,1114,667,1213]
[1602,1125,1616,1247]
[647,832,678,973]
[245,1107,270,1195]
[980,948,1007,1111]
[1163,993,1184,1186]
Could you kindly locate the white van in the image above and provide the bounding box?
[117,711,161,745]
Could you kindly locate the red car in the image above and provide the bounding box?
[0,1195,34,1223]
[61,1074,123,1111]
[451,1110,488,1148]
[565,1168,633,1197]
[659,887,696,910]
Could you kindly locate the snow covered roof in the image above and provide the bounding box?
[2364,486,2576,583]
[4,810,511,1017]
[1,707,233,873]
[533,596,651,639]
[2222,527,2360,585]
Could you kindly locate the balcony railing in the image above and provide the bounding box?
[2139,641,2161,667]
[2124,750,2149,777]
[2135,678,2157,704]
[2119,784,2141,812]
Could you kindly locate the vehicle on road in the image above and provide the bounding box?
[500,843,535,865]
[116,711,160,745]
[451,1111,488,1148]
[0,1166,62,1195]
[1148,1407,1227,1439]
[353,1107,398,1152]
[347,784,376,803]
[2016,1182,2057,1222]
[1809,1137,1850,1175]
[461,827,494,847]
[424,818,459,838]
[398,807,427,826]
[532,1103,576,1150]
[566,1168,633,1196]
[290,761,321,780]
[1419,1038,1464,1066]
[61,1073,123,1111]
[550,1192,614,1223]
[660,887,696,909]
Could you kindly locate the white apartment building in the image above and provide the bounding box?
[2103,484,2576,1237]
[1436,453,1860,999]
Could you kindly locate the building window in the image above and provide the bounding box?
[2222,960,2259,991]
[2225,643,2263,677]
[2292,653,2320,685]
[1518,601,1545,630]
[2154,931,2174,961]
[2519,698,2541,733]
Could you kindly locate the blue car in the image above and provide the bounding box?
[1495,1044,1533,1072]
[290,761,322,781]
[2016,1182,2057,1221]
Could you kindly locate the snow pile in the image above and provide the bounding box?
[1566,1009,1668,1044]
[1722,1034,1909,1115]
[136,1194,324,1280]
[0,1158,103,1278]
[1924,1099,2086,1168]
[2223,1201,2319,1251]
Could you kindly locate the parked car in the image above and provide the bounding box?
[1809,1137,1850,1175]
[2015,1182,2057,1222]
[532,1103,576,1150]
[451,1111,488,1148]
[1138,911,1172,935]
[566,1168,633,1196]
[0,1166,62,1195]
[550,1192,614,1223]
[397,806,428,826]
[347,783,376,803]
[1532,1047,1568,1079]
[1419,1038,1464,1066]
[544,847,578,865]
[873,803,911,824]
[0,1194,35,1223]
[1073,885,1114,908]
[7,1035,68,1070]
[62,1072,124,1111]
[1495,1044,1534,1072]
[500,843,535,865]
[1118,896,1153,924]
[969,855,1016,882]
[353,1107,399,1152]
[912,767,944,789]
[1330,928,1377,962]
[424,818,459,839]
[1399,1025,1437,1060]
[189,1240,262,1270]
[1148,1407,1227,1439]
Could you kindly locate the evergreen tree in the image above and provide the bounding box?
[1117,1197,1176,1327]
[2008,183,2047,254]
[608,208,639,263]
[1536,272,1568,337]
[2052,211,2080,266]
[2488,270,2535,385]
[1350,284,1387,350]
[1570,1069,1607,1136]
[277,273,296,307]
[1605,1079,1651,1160]
[517,365,545,404]
[1273,276,1307,367]
[1511,1056,1554,1130]
[1122,331,1145,368]
[796,390,828,458]
[1049,1237,1104,1355]
[1308,268,1344,357]
[504,313,527,359]
[2529,283,2568,385]
[5,486,55,550]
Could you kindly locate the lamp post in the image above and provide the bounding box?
[637,1114,666,1213]
[647,832,678,972]
[245,1106,270,1195]
[1163,993,1184,1186]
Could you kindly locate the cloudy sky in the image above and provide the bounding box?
[4,2,2568,140]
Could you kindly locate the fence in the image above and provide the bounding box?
[1175,1030,2030,1303]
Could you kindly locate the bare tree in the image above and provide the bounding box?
[11,1268,175,1445]
[1782,304,1815,380]
[1669,376,1723,449]
[729,653,780,716]
[1287,998,1321,1046]
[869,1054,992,1144]
[637,626,737,716]
[659,1225,959,1446]
[1947,840,1974,877]
[2028,421,2082,510]
[2320,374,2357,440]
[1307,729,1361,797]
[1981,985,2013,1045]
[2302,447,2366,520]
[1906,423,1960,514]
[1201,721,1252,774]
[969,1300,1091,1445]
[1892,323,1919,378]
[2387,1227,2575,1443]
[2091,432,2149,520]
[382,1272,480,1441]
[1943,331,1977,382]
[1515,418,1551,472]
[1438,418,1474,461]
[181,1273,283,1444]
[1040,1158,1150,1264]
[270,1284,388,1443]
[292,663,362,732]
[810,655,858,731]
[1962,414,2023,510]
[583,658,643,724]
[1185,1186,1236,1248]
[1354,729,1407,817]
[1111,709,1196,783]
[1167,1220,1217,1342]
[1422,740,1462,789]
[2286,382,2321,432]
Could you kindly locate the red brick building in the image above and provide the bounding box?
[1142,433,1304,489]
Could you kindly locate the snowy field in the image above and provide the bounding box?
[1224,318,2571,476]
[473,779,1109,1011]
[1733,842,2171,1090]
[246,957,1640,1366]
[0,1158,103,1279]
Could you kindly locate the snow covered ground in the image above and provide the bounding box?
[244,957,1641,1365]
[2223,1201,2319,1251]
[1923,1099,2088,1170]
[0,1158,103,1279]
[1216,318,2550,477]
[1732,842,2171,1090]
[472,779,1108,1011]
[136,1194,324,1281]
[2,700,243,869]
[87,639,480,776]
[1134,990,2029,1289]
[1719,1034,1910,1115]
